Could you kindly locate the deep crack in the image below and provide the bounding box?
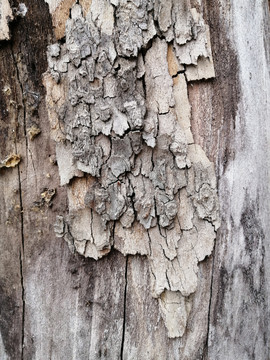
[120,256,128,360]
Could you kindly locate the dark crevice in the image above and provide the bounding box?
[160,245,171,263]
[172,69,186,78]
[141,73,146,98]
[202,244,216,360]
[19,251,25,360]
[90,209,95,244]
[158,110,170,115]
[165,270,171,290]
[111,219,116,247]
[17,163,25,360]
[142,33,159,52]
[146,230,152,256]
[183,71,189,85]
[120,256,128,360]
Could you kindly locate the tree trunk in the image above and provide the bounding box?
[0,1,269,359]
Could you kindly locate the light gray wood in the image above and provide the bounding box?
[208,1,270,359]
[188,1,270,359]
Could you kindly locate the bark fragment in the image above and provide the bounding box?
[44,0,219,338]
[0,154,21,169]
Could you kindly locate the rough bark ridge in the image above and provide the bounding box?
[44,0,219,338]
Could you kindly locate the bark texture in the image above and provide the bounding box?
[44,0,219,339]
[0,0,269,359]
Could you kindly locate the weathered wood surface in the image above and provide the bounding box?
[204,1,270,359]
[0,0,269,359]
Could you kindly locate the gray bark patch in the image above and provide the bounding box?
[45,1,220,338]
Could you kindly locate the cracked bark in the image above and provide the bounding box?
[44,1,219,338]
[0,0,270,359]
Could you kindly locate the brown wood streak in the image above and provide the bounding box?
[52,0,75,40]
[0,39,24,360]
[51,0,93,40]
[1,0,53,358]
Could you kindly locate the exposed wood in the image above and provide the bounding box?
[189,0,270,358]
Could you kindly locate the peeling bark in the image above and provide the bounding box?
[44,0,219,338]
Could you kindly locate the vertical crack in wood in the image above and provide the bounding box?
[17,160,25,360]
[11,45,26,360]
[120,255,128,360]
[202,242,216,360]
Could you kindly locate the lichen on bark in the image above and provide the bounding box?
[44,0,219,338]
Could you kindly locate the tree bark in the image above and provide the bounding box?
[0,1,269,359]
